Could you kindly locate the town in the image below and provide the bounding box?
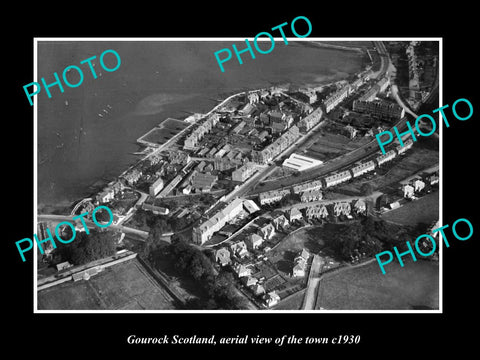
[36,40,440,311]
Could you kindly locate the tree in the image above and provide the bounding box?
[93,208,112,223]
[66,230,117,265]
[360,182,374,196]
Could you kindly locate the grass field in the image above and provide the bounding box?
[381,191,439,226]
[37,258,178,310]
[316,259,439,310]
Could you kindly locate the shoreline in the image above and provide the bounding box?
[39,70,364,210]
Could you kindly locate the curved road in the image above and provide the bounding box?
[37,214,149,239]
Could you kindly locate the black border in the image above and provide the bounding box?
[6,6,478,355]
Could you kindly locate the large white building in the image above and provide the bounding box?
[323,85,350,113]
[282,153,323,172]
[149,177,164,197]
[192,198,250,245]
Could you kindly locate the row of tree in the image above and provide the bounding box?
[322,217,425,261]
[149,238,248,310]
[56,229,117,265]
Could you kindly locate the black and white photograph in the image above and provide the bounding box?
[6,6,479,356]
[33,38,441,312]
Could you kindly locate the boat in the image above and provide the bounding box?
[98,113,103,117]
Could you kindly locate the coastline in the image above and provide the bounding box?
[39,75,362,211]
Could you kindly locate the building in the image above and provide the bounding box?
[252,283,266,296]
[245,233,264,251]
[122,168,142,186]
[389,201,400,210]
[191,172,217,192]
[304,204,329,219]
[403,184,415,199]
[192,198,246,244]
[234,264,252,278]
[248,92,260,104]
[428,174,439,186]
[251,126,300,164]
[293,180,323,194]
[351,161,376,178]
[149,177,164,197]
[243,199,261,215]
[397,139,414,154]
[258,189,291,206]
[292,248,309,277]
[286,207,302,222]
[324,170,352,188]
[271,212,289,230]
[56,261,72,271]
[323,85,350,113]
[292,260,306,277]
[215,247,232,267]
[414,179,425,192]
[343,125,357,139]
[265,291,281,307]
[376,150,396,166]
[230,241,249,258]
[354,199,367,215]
[353,100,405,120]
[142,203,169,215]
[240,103,256,117]
[282,153,323,172]
[333,202,351,217]
[242,276,258,287]
[256,221,276,240]
[358,77,389,102]
[300,189,323,202]
[157,174,184,198]
[183,114,220,150]
[298,107,323,133]
[231,120,246,134]
[96,189,114,203]
[232,162,257,182]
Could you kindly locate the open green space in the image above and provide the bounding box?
[37,258,178,310]
[381,191,439,226]
[316,259,439,310]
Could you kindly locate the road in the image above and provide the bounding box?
[37,214,149,239]
[302,254,323,310]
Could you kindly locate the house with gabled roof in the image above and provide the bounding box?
[245,233,264,251]
[354,199,367,215]
[251,283,266,296]
[256,221,276,240]
[242,276,258,287]
[286,207,302,222]
[234,263,252,278]
[215,247,232,267]
[230,241,249,258]
[333,202,351,217]
[271,212,289,230]
[265,291,281,307]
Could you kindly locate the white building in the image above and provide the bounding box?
[324,170,352,188]
[282,153,323,172]
[351,161,376,178]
